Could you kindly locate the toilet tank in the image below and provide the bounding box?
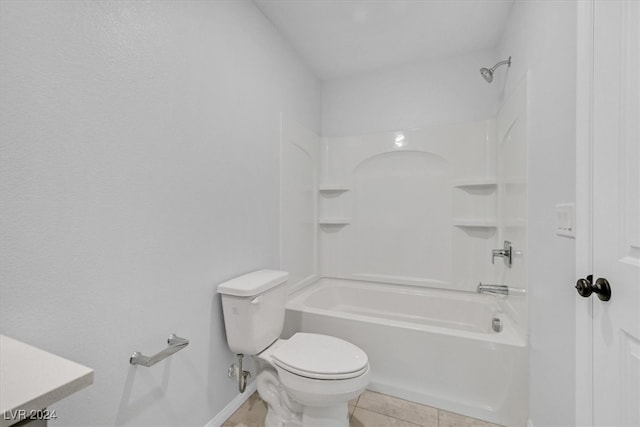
[217,270,288,355]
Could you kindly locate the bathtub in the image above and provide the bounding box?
[283,278,528,427]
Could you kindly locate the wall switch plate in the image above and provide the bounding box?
[555,203,575,238]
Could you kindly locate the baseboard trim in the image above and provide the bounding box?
[204,382,257,427]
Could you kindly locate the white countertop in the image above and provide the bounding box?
[0,335,93,427]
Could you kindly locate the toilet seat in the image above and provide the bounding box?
[270,333,369,380]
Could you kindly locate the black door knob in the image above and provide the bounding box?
[575,275,593,297]
[593,277,611,301]
[575,275,611,301]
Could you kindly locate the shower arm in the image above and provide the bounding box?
[490,58,511,72]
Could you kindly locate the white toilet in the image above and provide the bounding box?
[218,270,370,427]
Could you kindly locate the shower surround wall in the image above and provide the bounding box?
[319,121,501,292]
[0,1,319,426]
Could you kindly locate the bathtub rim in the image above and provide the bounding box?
[286,277,527,348]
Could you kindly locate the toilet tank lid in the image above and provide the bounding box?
[217,270,288,297]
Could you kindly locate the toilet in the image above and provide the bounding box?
[218,270,370,427]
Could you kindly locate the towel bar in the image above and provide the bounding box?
[129,334,189,367]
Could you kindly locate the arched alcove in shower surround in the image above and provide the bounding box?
[350,151,451,285]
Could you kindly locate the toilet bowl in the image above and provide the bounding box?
[217,270,370,427]
[262,333,370,399]
[255,332,370,427]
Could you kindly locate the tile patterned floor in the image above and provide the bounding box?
[222,390,503,427]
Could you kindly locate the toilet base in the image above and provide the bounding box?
[256,367,302,427]
[255,366,353,427]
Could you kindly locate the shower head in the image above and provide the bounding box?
[480,67,494,83]
[480,56,511,83]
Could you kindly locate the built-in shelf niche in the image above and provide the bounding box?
[452,177,497,228]
[318,183,351,230]
[451,176,499,287]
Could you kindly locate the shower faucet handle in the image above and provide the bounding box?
[491,240,513,268]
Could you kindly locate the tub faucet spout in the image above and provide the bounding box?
[477,282,509,296]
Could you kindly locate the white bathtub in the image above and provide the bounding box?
[283,278,528,427]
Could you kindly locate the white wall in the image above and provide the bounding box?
[0,1,319,426]
[321,49,502,137]
[498,1,577,426]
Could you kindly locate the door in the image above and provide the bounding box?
[592,1,640,425]
[578,1,640,426]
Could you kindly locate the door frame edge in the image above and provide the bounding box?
[575,0,595,426]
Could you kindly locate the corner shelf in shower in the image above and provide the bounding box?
[452,179,497,189]
[318,217,351,225]
[452,219,497,228]
[318,185,351,193]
